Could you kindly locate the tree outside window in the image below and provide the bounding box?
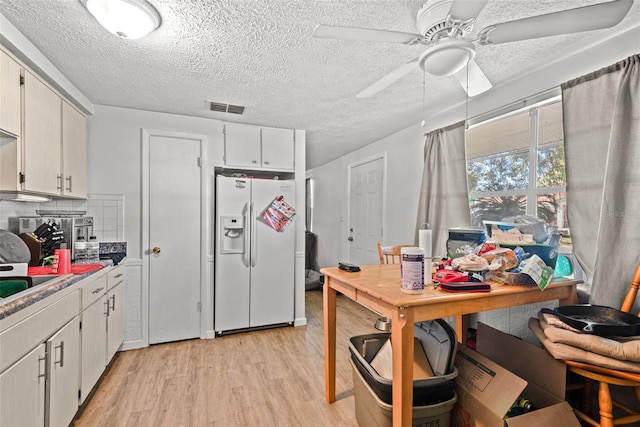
[466,100,568,233]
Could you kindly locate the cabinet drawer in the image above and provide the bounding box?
[107,265,124,291]
[0,290,79,373]
[81,274,107,310]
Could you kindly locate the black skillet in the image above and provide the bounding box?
[554,304,640,337]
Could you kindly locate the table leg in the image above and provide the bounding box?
[455,315,470,344]
[391,306,414,427]
[324,278,337,403]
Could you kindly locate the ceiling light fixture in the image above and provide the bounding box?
[81,0,161,39]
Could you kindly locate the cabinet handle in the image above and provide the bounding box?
[251,160,258,164]
[55,341,65,368]
[114,273,123,279]
[264,160,270,165]
[104,299,110,316]
[56,174,63,191]
[92,287,105,294]
[65,175,72,192]
[38,355,46,380]
[110,294,116,311]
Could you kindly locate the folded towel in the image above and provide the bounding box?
[538,311,640,362]
[529,317,640,373]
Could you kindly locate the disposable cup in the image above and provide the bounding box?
[52,249,71,274]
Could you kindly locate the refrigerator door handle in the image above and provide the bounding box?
[242,202,250,267]
[250,202,257,267]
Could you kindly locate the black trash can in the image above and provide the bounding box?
[349,319,459,427]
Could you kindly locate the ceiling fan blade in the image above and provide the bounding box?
[478,0,633,45]
[447,0,489,21]
[453,59,492,97]
[356,58,419,98]
[313,24,426,45]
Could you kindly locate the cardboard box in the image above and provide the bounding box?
[451,323,580,427]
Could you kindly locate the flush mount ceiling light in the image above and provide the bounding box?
[81,0,161,39]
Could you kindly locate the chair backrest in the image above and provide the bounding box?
[377,243,417,265]
[621,263,640,315]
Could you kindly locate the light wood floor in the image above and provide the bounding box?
[73,289,381,426]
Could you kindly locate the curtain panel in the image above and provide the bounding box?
[415,121,470,258]
[562,53,640,310]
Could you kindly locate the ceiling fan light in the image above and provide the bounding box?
[82,0,161,39]
[419,40,475,76]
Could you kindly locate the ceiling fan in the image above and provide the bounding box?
[313,0,633,98]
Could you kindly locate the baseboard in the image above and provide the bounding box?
[120,339,147,351]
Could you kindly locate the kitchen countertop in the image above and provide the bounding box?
[0,260,115,320]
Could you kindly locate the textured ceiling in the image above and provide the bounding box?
[1,0,639,169]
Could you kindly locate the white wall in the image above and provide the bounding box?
[308,123,426,268]
[88,106,307,349]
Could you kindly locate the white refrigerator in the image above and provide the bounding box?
[214,175,295,334]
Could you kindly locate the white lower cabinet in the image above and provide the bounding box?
[47,316,80,427]
[106,281,124,362]
[80,294,107,403]
[0,343,46,427]
[0,264,124,427]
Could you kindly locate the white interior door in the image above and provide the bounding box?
[149,135,201,344]
[349,157,384,265]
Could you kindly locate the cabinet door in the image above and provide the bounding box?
[23,70,62,195]
[224,123,261,168]
[261,127,294,171]
[0,50,21,136]
[47,316,80,427]
[80,296,107,403]
[0,343,46,427]
[106,282,124,363]
[61,100,87,198]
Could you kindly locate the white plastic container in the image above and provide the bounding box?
[400,247,425,294]
[88,236,100,263]
[74,236,87,263]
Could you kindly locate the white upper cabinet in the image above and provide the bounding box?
[223,123,262,168]
[0,49,87,198]
[223,123,294,171]
[61,100,87,198]
[0,50,21,136]
[23,70,62,195]
[261,127,294,171]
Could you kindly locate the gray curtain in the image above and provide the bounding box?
[562,53,640,310]
[415,121,470,258]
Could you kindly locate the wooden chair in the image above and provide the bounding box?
[376,243,417,265]
[563,263,640,427]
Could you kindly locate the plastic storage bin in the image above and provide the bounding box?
[499,242,559,268]
[446,227,486,259]
[348,319,458,407]
[351,359,458,427]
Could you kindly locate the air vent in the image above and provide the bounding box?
[209,101,245,115]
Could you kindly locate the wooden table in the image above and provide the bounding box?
[321,264,580,427]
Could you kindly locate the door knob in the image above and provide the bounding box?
[152,246,161,254]
[347,237,353,242]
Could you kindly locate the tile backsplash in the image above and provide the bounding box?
[0,194,125,242]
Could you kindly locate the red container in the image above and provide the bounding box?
[52,249,71,274]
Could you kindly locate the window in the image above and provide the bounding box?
[466,99,568,232]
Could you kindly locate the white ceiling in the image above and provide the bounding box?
[1,0,639,169]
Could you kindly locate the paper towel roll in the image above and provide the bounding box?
[419,229,432,258]
[419,229,432,285]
